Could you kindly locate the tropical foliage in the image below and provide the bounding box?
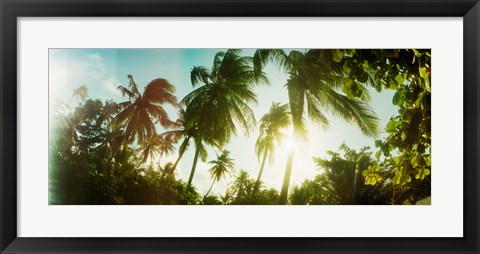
[49,49,431,205]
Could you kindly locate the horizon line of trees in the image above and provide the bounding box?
[49,49,431,205]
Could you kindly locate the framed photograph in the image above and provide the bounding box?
[1,0,479,253]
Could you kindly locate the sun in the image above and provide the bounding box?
[281,136,294,150]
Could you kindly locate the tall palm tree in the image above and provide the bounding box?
[136,133,176,168]
[203,150,234,199]
[96,99,119,128]
[161,107,209,185]
[181,49,269,185]
[252,102,291,197]
[161,107,201,173]
[114,75,178,145]
[68,84,88,106]
[254,49,379,204]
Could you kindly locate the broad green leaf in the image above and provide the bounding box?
[411,156,418,168]
[392,91,401,105]
[386,120,398,132]
[394,74,404,85]
[365,177,371,185]
[420,67,428,79]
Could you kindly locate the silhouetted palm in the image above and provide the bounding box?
[136,133,176,168]
[69,85,88,106]
[252,102,291,197]
[203,150,234,199]
[254,49,379,204]
[114,75,178,144]
[161,108,202,173]
[96,99,119,128]
[232,170,255,204]
[181,49,268,185]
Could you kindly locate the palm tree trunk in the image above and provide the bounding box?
[187,146,201,186]
[252,151,268,198]
[352,156,364,205]
[279,147,296,204]
[172,136,190,171]
[279,84,305,205]
[204,176,217,199]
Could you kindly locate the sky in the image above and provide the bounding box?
[49,48,397,197]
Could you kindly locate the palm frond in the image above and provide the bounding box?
[127,75,141,98]
[191,66,210,86]
[117,86,137,100]
[324,90,379,137]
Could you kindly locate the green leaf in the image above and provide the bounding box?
[394,157,400,165]
[420,67,428,79]
[365,177,371,185]
[392,91,401,105]
[415,92,425,107]
[343,60,351,73]
[342,79,354,99]
[386,120,398,132]
[362,169,369,177]
[394,74,404,85]
[412,49,422,57]
[415,171,421,179]
[411,156,418,168]
[424,168,430,175]
[375,150,381,160]
[332,49,344,62]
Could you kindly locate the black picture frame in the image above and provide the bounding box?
[1,0,479,253]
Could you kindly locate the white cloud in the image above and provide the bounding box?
[102,77,122,98]
[87,52,102,62]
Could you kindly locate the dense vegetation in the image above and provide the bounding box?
[49,49,431,205]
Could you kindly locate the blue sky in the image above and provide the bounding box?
[49,48,397,196]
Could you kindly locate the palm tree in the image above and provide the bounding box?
[136,133,176,168]
[94,100,123,176]
[232,170,255,204]
[181,49,268,185]
[161,107,202,173]
[203,150,234,199]
[114,75,178,144]
[254,49,379,204]
[252,102,291,197]
[162,107,209,186]
[96,99,119,128]
[68,85,88,106]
